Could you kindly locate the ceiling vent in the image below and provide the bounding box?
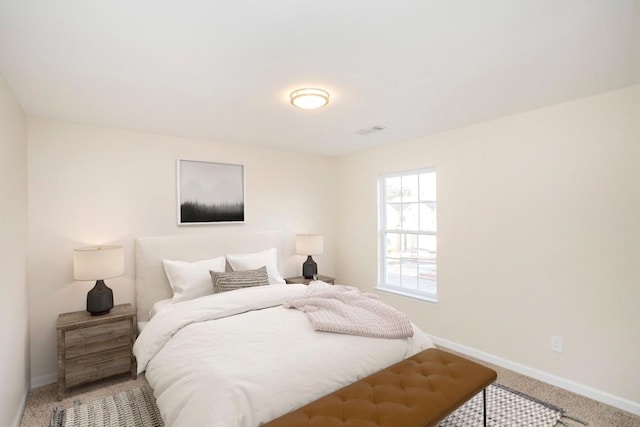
[357,125,386,136]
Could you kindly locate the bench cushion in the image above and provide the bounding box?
[263,348,497,427]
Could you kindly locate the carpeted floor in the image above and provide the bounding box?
[47,383,565,427]
[19,352,640,427]
[457,354,640,427]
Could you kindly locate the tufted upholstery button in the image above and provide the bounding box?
[262,348,497,427]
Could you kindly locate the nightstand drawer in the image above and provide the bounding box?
[65,319,130,356]
[65,347,132,387]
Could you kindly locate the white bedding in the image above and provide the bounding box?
[134,284,434,427]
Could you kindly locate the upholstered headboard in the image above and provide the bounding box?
[135,230,283,321]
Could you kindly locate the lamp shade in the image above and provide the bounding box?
[74,246,124,281]
[296,234,324,256]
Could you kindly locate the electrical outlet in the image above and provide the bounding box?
[551,335,563,353]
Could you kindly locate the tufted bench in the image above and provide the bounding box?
[263,348,497,427]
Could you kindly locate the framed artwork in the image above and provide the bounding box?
[177,159,245,225]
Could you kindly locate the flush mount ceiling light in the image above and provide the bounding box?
[290,88,330,110]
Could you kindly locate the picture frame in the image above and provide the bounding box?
[177,159,245,225]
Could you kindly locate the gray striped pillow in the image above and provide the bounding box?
[210,266,269,293]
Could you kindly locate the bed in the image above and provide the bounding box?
[133,231,434,427]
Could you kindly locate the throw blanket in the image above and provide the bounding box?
[283,281,414,338]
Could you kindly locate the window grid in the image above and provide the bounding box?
[379,169,437,301]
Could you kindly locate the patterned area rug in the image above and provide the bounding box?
[50,383,566,427]
[50,386,163,427]
[438,383,565,426]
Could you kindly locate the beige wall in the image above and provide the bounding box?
[23,86,640,413]
[336,86,640,407]
[27,119,337,382]
[0,75,29,426]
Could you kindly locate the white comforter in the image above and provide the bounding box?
[134,284,434,427]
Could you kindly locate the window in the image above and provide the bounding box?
[378,169,437,302]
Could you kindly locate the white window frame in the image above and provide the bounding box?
[378,168,437,302]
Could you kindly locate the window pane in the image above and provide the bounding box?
[419,172,436,201]
[400,259,418,290]
[386,204,402,230]
[402,203,419,231]
[385,176,402,203]
[385,233,402,258]
[401,233,419,258]
[418,235,436,261]
[385,257,401,286]
[418,262,437,293]
[419,201,437,232]
[402,174,418,202]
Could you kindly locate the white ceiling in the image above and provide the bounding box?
[0,1,638,156]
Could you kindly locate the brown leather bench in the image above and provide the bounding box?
[263,348,497,427]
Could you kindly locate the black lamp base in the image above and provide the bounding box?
[87,280,114,316]
[302,255,318,279]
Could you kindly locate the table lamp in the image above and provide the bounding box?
[295,234,324,279]
[73,245,124,315]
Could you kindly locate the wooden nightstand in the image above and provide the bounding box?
[56,303,137,400]
[285,275,335,285]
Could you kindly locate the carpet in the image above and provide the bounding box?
[51,383,569,427]
[438,383,565,426]
[50,386,163,427]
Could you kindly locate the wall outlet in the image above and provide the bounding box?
[551,335,563,353]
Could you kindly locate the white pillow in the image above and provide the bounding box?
[162,256,226,303]
[225,248,286,285]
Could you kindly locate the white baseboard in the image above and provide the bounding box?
[31,372,56,389]
[430,335,640,417]
[12,387,28,427]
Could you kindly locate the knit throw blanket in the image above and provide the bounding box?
[283,281,414,338]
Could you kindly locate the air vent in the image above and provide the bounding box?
[356,125,386,136]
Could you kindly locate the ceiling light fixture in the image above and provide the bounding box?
[290,88,330,110]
